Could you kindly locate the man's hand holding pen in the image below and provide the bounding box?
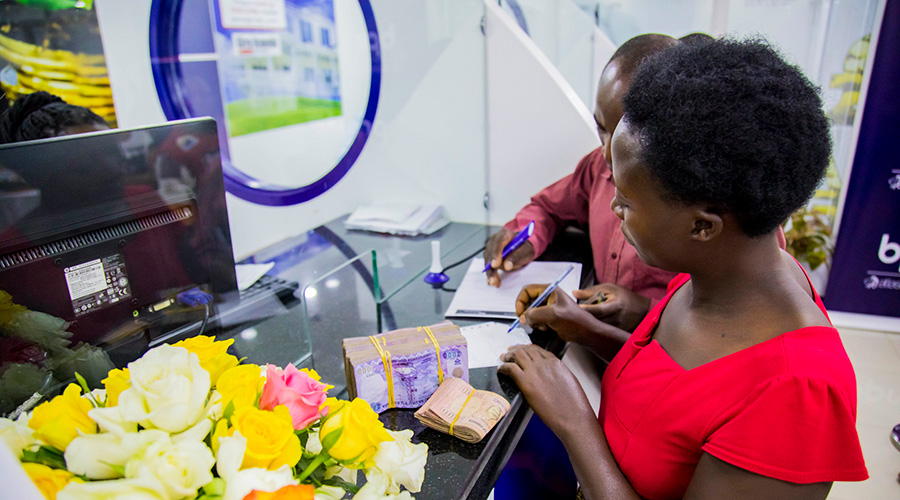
[484,223,537,288]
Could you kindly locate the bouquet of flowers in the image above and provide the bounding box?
[0,335,428,500]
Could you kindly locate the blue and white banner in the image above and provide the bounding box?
[824,0,900,318]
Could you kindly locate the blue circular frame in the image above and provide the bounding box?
[149,0,381,206]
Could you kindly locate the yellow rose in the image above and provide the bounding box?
[229,405,301,470]
[173,335,239,386]
[23,462,81,500]
[28,384,97,451]
[102,368,130,407]
[319,398,392,469]
[216,364,264,411]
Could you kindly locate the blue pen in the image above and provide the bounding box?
[483,220,536,273]
[507,264,575,333]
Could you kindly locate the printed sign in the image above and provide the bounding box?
[219,0,287,30]
[211,0,342,137]
[824,0,900,317]
[232,32,283,57]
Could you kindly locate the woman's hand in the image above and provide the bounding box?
[498,344,594,434]
[572,283,651,333]
[484,228,536,287]
[515,285,603,345]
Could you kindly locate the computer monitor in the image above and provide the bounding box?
[0,118,238,357]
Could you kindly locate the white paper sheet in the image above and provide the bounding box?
[445,258,582,319]
[235,262,275,291]
[344,204,450,236]
[461,322,532,368]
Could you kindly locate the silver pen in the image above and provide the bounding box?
[507,264,575,333]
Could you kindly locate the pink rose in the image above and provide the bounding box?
[259,364,329,429]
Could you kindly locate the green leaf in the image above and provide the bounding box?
[320,428,342,453]
[99,462,125,476]
[322,475,360,494]
[295,428,309,449]
[222,400,235,422]
[21,445,67,470]
[74,372,101,408]
[202,478,226,496]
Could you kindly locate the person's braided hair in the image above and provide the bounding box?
[0,91,107,144]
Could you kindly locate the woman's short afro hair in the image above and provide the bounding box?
[621,37,831,237]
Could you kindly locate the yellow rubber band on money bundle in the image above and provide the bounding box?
[449,389,475,437]
[369,336,395,409]
[419,326,444,384]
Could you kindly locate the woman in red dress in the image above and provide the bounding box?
[499,38,868,500]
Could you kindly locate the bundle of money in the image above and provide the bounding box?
[343,321,468,413]
[414,377,510,443]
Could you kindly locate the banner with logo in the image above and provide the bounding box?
[824,0,900,317]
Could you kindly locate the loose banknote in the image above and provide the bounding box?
[414,377,510,443]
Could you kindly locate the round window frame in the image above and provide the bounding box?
[149,0,381,206]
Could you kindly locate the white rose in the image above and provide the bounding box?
[88,405,138,436]
[57,476,168,500]
[172,417,213,444]
[215,431,247,482]
[352,474,414,500]
[118,345,211,433]
[216,431,298,500]
[325,463,357,484]
[65,430,169,480]
[367,429,428,493]
[66,433,131,479]
[126,438,214,500]
[315,485,346,500]
[0,415,36,459]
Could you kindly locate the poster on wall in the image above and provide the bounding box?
[0,0,117,127]
[210,0,342,138]
[824,0,900,318]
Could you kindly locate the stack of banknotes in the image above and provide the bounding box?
[414,377,510,443]
[343,321,468,413]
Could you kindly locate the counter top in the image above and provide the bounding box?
[227,216,568,499]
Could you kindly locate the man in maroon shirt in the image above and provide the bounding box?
[484,34,680,333]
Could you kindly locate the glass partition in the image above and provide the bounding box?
[499,0,613,110]
[249,218,492,396]
[496,0,881,293]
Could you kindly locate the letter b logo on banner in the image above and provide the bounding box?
[880,234,900,269]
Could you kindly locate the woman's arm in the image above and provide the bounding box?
[685,454,832,500]
[498,345,834,500]
[498,345,641,500]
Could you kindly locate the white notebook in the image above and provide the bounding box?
[445,258,582,320]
